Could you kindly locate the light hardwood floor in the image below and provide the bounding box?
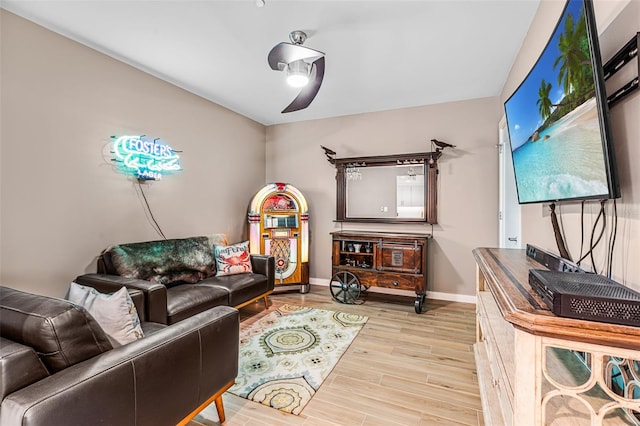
[190,286,484,426]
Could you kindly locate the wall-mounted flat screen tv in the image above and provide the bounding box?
[504,0,620,204]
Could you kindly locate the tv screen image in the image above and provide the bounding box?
[504,0,620,204]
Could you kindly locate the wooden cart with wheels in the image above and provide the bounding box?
[330,231,431,313]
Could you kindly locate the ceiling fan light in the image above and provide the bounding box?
[286,74,309,88]
[286,60,310,88]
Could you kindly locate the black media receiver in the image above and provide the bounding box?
[529,269,640,327]
[525,244,583,273]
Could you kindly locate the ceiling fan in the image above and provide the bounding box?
[267,30,325,113]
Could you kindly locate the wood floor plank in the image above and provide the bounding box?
[391,345,475,366]
[419,413,477,426]
[342,351,431,383]
[363,415,416,426]
[349,336,396,354]
[321,377,481,426]
[429,345,476,360]
[351,332,432,353]
[189,285,482,426]
[347,346,476,380]
[301,398,367,425]
[330,361,384,384]
[364,327,473,352]
[311,386,423,425]
[380,374,482,410]
[301,416,344,426]
[425,372,485,395]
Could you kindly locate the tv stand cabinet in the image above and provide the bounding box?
[473,248,640,425]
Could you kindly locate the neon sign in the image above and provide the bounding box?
[112,135,182,181]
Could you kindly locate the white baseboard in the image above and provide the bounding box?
[309,277,477,304]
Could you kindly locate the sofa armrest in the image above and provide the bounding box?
[74,273,168,324]
[0,306,239,426]
[126,289,145,320]
[0,338,50,402]
[250,255,275,291]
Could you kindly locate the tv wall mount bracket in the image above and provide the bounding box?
[603,32,639,108]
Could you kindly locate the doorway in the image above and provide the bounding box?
[499,117,521,249]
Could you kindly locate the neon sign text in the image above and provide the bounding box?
[112,135,182,181]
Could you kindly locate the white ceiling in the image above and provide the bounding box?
[2,0,540,126]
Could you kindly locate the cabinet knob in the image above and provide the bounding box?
[392,281,399,286]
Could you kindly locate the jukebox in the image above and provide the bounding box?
[248,183,310,293]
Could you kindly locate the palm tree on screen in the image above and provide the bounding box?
[554,12,589,96]
[536,79,553,120]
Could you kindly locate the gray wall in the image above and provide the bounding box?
[266,97,503,298]
[0,11,266,296]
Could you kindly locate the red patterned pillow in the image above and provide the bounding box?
[214,241,253,276]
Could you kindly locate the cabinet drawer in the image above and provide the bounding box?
[477,292,514,426]
[376,275,417,291]
[351,270,378,287]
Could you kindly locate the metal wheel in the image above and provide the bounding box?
[330,271,361,304]
[415,294,426,314]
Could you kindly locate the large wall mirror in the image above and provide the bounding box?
[326,151,439,224]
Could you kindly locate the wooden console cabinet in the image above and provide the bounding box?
[331,231,430,313]
[473,247,640,425]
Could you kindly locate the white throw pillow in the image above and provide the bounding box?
[68,282,144,347]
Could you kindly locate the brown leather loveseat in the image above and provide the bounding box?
[74,235,275,325]
[0,286,238,425]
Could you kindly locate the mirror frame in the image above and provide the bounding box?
[329,151,440,224]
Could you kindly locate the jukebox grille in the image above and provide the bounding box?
[271,238,291,274]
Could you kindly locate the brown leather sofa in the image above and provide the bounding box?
[74,236,275,325]
[0,286,239,426]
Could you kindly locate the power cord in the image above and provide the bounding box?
[550,203,572,261]
[577,200,607,274]
[578,200,585,263]
[557,203,570,256]
[560,199,618,277]
[136,179,167,239]
[607,199,618,278]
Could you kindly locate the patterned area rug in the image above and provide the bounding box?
[228,304,368,415]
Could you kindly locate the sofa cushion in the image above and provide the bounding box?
[67,283,144,347]
[106,236,218,285]
[165,284,229,325]
[214,241,253,276]
[199,273,270,307]
[0,286,112,373]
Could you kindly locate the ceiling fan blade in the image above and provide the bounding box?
[282,56,325,113]
[267,42,324,70]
